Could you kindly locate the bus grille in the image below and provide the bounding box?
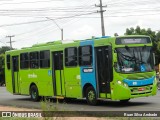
[129,85,152,95]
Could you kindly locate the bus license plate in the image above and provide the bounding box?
[138,87,145,91]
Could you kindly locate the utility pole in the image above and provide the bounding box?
[46,17,63,41]
[61,29,63,41]
[6,35,15,49]
[96,0,107,36]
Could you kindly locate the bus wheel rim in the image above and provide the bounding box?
[32,91,36,99]
[88,91,95,101]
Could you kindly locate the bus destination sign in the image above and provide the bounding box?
[116,37,151,45]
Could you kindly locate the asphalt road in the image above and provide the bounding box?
[0,87,160,111]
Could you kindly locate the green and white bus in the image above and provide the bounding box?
[5,35,157,105]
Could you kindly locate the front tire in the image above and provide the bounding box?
[86,86,97,105]
[157,82,160,90]
[120,99,130,103]
[30,85,40,102]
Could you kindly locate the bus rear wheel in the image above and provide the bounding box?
[30,85,40,102]
[86,86,97,105]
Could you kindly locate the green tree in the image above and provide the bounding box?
[155,31,160,63]
[135,26,141,34]
[0,46,11,68]
[0,46,11,54]
[125,27,135,35]
[114,33,119,37]
[0,46,11,85]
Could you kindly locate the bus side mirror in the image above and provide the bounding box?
[153,53,155,65]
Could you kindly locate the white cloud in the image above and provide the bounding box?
[67,25,96,40]
[0,28,8,38]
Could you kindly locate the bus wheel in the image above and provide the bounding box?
[30,85,40,102]
[157,83,160,90]
[86,86,97,105]
[120,99,130,103]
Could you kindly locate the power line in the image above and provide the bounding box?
[0,0,59,6]
[0,10,95,12]
[0,0,13,1]
[0,5,95,10]
[15,24,58,42]
[0,12,97,27]
[107,0,159,6]
[0,19,49,27]
[13,13,95,41]
[0,10,96,18]
[106,12,160,17]
[73,12,160,18]
[1,6,160,15]
[107,7,160,12]
[14,22,52,36]
[0,5,96,12]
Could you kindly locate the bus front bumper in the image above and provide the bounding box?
[111,81,157,100]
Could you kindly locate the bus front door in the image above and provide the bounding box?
[95,46,112,95]
[52,51,64,96]
[11,56,20,94]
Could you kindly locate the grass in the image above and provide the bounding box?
[40,98,59,111]
[40,98,65,120]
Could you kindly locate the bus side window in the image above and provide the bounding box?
[65,47,77,67]
[79,45,92,66]
[13,56,19,72]
[40,50,50,68]
[6,54,10,69]
[30,52,39,69]
[20,53,29,69]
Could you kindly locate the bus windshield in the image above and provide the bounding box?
[115,46,154,73]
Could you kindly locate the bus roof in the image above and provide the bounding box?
[5,35,151,54]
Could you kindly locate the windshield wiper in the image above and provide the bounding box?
[131,48,146,64]
[136,47,146,64]
[116,49,135,61]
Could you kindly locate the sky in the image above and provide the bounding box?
[0,0,159,49]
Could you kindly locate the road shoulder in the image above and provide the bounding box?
[0,105,40,111]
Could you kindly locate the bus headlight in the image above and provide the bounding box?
[117,80,128,87]
[117,80,122,84]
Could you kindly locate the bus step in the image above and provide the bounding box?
[55,96,64,99]
[13,93,21,95]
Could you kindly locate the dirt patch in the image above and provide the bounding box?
[0,105,40,111]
